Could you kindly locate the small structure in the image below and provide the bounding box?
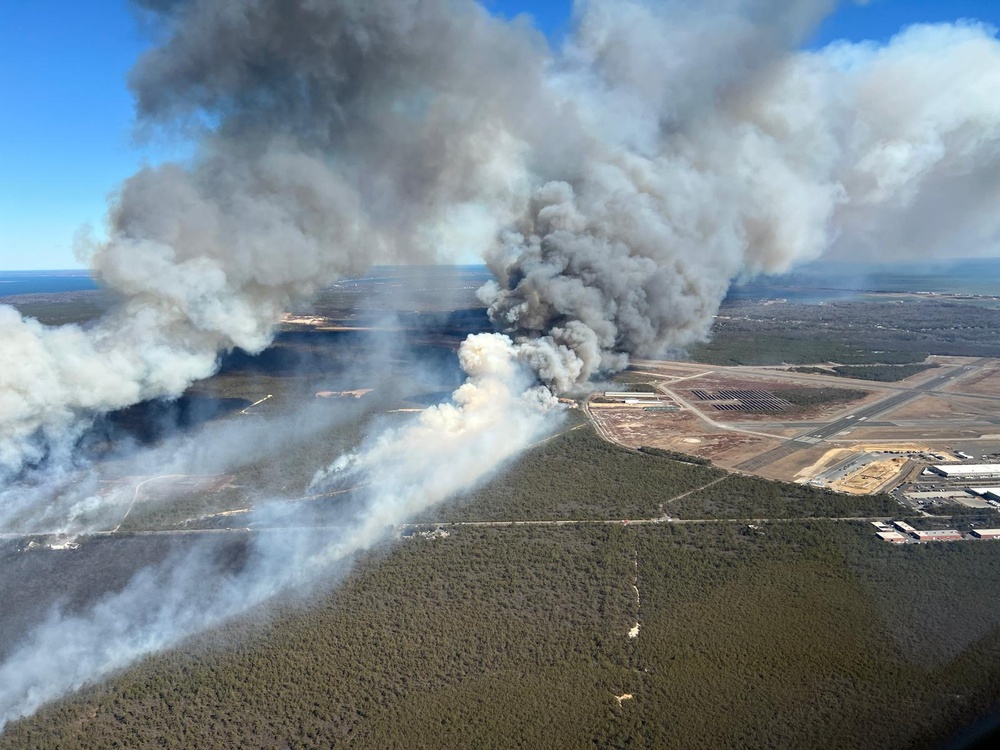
[970,529,1000,540]
[913,529,963,542]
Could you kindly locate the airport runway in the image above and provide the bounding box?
[736,367,970,472]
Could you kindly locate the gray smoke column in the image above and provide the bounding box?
[0,0,547,477]
[4,0,1000,471]
[482,4,1000,388]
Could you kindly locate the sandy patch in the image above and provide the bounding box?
[832,457,909,494]
[795,448,853,480]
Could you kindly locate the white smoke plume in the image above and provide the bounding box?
[3,0,1000,728]
[0,333,557,728]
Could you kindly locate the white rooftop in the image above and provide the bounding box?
[933,464,1000,476]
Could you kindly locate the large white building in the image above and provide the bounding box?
[930,464,1000,479]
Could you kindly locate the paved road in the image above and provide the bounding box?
[435,515,908,527]
[3,513,929,543]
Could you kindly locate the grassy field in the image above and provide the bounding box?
[790,364,939,382]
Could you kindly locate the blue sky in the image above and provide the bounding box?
[1,0,998,270]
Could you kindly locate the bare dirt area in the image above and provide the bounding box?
[758,446,834,482]
[772,443,940,488]
[690,433,784,467]
[588,407,706,449]
[588,404,781,467]
[831,457,909,494]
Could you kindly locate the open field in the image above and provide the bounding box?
[943,361,1000,396]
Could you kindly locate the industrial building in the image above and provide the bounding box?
[970,529,1000,540]
[913,529,963,542]
[602,392,667,406]
[930,464,1000,479]
[893,521,918,535]
[876,531,907,544]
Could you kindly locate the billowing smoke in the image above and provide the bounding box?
[0,333,555,728]
[481,6,1000,387]
[3,1,1000,471]
[3,0,1000,728]
[0,0,547,477]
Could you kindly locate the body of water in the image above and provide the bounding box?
[0,270,97,298]
[4,260,999,305]
[728,258,1000,303]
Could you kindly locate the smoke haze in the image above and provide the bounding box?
[0,333,556,728]
[2,0,1000,727]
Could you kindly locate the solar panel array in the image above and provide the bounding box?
[691,389,791,412]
